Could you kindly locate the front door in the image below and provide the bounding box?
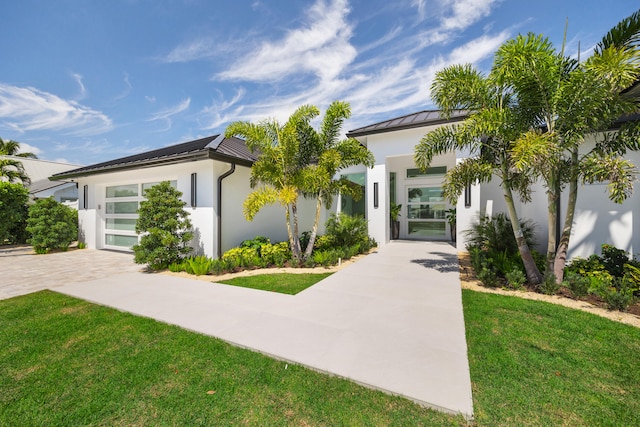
[404,186,447,239]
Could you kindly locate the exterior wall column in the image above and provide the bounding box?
[367,163,388,247]
[455,149,481,252]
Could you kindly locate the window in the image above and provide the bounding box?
[406,166,447,178]
[106,184,138,198]
[340,173,366,217]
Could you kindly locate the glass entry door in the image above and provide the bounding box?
[405,186,447,239]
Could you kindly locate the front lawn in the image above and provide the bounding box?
[2,288,639,426]
[464,289,640,426]
[217,272,332,295]
[0,291,461,426]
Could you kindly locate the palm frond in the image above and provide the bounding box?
[596,8,640,53]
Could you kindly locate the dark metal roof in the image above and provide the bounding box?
[51,135,257,180]
[347,109,469,138]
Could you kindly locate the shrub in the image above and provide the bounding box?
[240,236,270,253]
[505,268,526,290]
[222,247,261,269]
[592,276,636,311]
[324,213,369,249]
[0,182,29,244]
[186,256,213,276]
[563,272,590,298]
[465,213,536,254]
[260,242,290,267]
[26,197,78,253]
[133,182,192,270]
[539,273,561,295]
[168,261,186,273]
[76,242,87,249]
[600,244,629,277]
[566,255,607,277]
[477,267,499,288]
[313,249,340,267]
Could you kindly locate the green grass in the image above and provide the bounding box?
[463,289,640,426]
[0,291,462,426]
[217,272,332,295]
[3,287,640,426]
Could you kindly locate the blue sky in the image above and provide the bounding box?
[1,0,638,165]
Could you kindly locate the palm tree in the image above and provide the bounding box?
[0,137,38,158]
[415,64,543,285]
[225,105,321,261]
[495,32,640,282]
[298,101,374,259]
[0,137,37,184]
[226,102,374,262]
[597,8,640,53]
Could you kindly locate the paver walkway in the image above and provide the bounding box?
[1,241,474,418]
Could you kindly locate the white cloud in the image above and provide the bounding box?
[0,84,112,136]
[148,98,190,121]
[147,98,191,131]
[163,38,219,63]
[440,0,501,31]
[216,0,356,83]
[71,73,87,100]
[412,0,426,21]
[16,142,42,156]
[114,72,133,100]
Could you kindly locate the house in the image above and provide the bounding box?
[1,155,81,206]
[50,109,639,260]
[50,135,325,258]
[342,110,640,258]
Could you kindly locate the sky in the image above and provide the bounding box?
[0,0,638,166]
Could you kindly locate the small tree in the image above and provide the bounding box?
[133,181,192,270]
[0,182,29,244]
[26,197,78,253]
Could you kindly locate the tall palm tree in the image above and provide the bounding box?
[415,64,544,285]
[597,8,640,53]
[495,32,640,282]
[226,102,374,262]
[226,105,322,261]
[0,137,37,184]
[298,101,374,259]
[0,137,38,158]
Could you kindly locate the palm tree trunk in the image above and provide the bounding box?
[501,165,543,285]
[291,202,302,261]
[545,182,558,275]
[284,204,296,259]
[553,150,579,283]
[303,195,323,260]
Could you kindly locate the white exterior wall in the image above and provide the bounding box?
[475,134,640,258]
[75,159,323,258]
[361,126,458,248]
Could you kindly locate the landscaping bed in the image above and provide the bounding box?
[458,252,640,328]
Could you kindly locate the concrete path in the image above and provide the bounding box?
[1,242,474,418]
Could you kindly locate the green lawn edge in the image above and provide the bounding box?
[216,272,333,295]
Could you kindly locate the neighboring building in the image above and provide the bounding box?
[343,110,640,259]
[1,155,81,206]
[50,135,325,258]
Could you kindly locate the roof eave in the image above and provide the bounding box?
[346,114,467,138]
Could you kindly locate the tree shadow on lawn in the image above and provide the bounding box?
[410,251,459,273]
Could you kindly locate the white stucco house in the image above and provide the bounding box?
[50,106,639,260]
[343,109,640,259]
[50,135,325,258]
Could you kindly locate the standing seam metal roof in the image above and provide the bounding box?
[50,135,256,179]
[347,109,469,138]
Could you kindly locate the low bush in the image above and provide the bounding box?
[0,182,29,245]
[592,276,636,311]
[168,261,186,273]
[505,268,526,290]
[563,271,590,298]
[539,273,561,295]
[477,267,499,288]
[186,256,213,276]
[26,197,78,254]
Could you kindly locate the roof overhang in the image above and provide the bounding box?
[51,149,253,181]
